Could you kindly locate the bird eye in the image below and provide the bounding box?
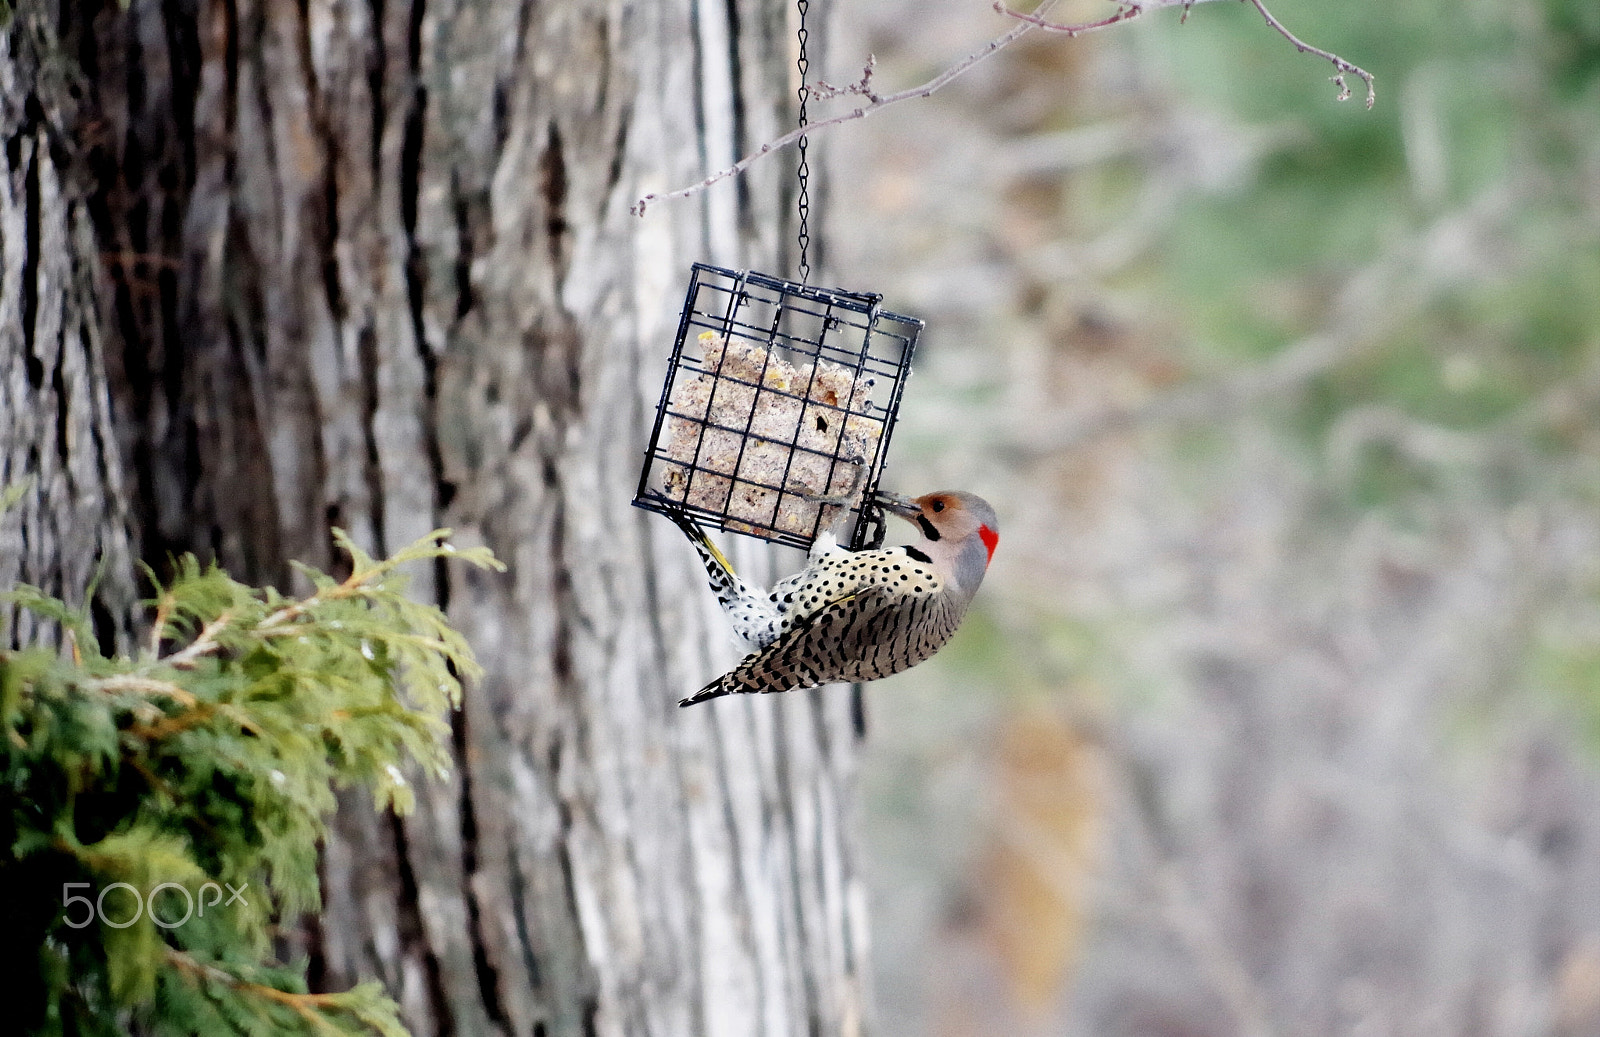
[930,499,945,513]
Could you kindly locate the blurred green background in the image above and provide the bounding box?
[827,0,1600,1033]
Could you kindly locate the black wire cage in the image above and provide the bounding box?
[633,264,923,552]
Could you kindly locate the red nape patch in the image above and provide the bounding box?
[978,524,999,565]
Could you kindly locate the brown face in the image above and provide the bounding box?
[919,492,999,566]
[880,491,1000,567]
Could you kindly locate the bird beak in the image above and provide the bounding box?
[876,491,922,522]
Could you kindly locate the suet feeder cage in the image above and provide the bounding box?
[633,264,922,552]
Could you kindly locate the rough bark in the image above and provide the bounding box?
[28,0,869,1035]
[0,10,139,653]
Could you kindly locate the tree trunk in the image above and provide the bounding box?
[0,11,138,654]
[6,1,871,1034]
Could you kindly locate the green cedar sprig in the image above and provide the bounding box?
[1,529,503,1036]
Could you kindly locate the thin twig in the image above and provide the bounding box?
[1242,0,1375,109]
[994,0,1147,36]
[163,610,236,669]
[631,3,1058,216]
[810,54,882,104]
[999,0,1373,108]
[256,562,378,632]
[124,703,221,742]
[166,948,352,1034]
[90,674,199,706]
[153,554,386,672]
[147,587,175,659]
[635,0,1370,215]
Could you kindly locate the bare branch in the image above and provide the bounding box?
[89,674,199,706]
[994,0,1149,36]
[634,0,1372,216]
[998,0,1239,32]
[1000,0,1374,108]
[163,610,237,669]
[810,55,883,104]
[631,6,1053,216]
[1241,0,1375,109]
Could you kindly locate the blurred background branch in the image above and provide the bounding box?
[831,0,1600,1033]
[636,0,1372,215]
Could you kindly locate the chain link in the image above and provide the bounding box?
[796,0,811,284]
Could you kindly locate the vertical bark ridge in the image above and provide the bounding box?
[391,809,454,1037]
[455,702,512,1029]
[20,106,40,367]
[2,10,139,652]
[538,123,569,273]
[773,702,826,1034]
[358,326,389,555]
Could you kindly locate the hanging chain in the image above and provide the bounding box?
[795,0,812,284]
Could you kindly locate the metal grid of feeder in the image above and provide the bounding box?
[633,264,922,552]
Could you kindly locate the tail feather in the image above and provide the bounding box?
[679,677,735,707]
[679,669,811,707]
[650,493,744,598]
[677,593,875,706]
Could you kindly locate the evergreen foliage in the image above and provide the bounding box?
[0,530,503,1036]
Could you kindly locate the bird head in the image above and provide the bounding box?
[879,490,999,594]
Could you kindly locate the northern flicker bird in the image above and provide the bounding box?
[660,490,999,706]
